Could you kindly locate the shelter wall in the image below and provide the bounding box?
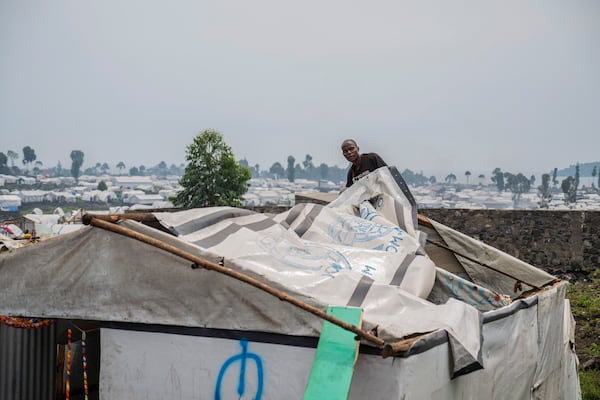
[98,283,578,400]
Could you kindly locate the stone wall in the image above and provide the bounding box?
[419,209,600,276]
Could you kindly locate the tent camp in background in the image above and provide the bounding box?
[0,167,580,399]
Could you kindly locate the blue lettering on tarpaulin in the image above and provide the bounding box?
[258,236,351,277]
[323,262,343,278]
[362,264,376,277]
[383,228,405,253]
[215,338,264,400]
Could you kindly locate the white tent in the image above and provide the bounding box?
[0,167,580,399]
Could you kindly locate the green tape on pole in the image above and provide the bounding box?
[304,306,363,400]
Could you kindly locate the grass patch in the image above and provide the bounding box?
[580,369,600,400]
[566,267,600,399]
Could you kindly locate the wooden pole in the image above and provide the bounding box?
[81,213,158,225]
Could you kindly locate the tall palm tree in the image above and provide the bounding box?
[445,173,457,184]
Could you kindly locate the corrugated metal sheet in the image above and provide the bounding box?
[0,322,56,400]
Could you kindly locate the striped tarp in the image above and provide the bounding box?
[154,167,484,376]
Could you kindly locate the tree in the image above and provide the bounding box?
[0,152,9,174]
[174,129,251,208]
[10,165,21,175]
[318,163,329,180]
[575,163,580,189]
[478,174,485,185]
[22,146,37,173]
[444,173,456,184]
[153,161,168,177]
[325,165,347,184]
[252,164,260,178]
[303,154,314,169]
[303,154,315,179]
[295,163,304,179]
[55,161,63,177]
[70,150,84,181]
[287,156,295,182]
[97,180,108,191]
[33,160,43,176]
[402,169,429,186]
[592,166,597,188]
[129,166,139,176]
[537,173,552,208]
[429,176,437,184]
[561,176,577,205]
[491,168,505,192]
[83,167,96,175]
[6,150,18,167]
[504,172,531,207]
[269,162,285,179]
[116,161,126,175]
[465,170,471,184]
[169,163,182,176]
[139,165,146,176]
[552,168,558,187]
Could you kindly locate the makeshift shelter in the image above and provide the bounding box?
[0,167,580,399]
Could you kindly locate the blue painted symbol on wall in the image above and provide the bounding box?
[215,338,264,400]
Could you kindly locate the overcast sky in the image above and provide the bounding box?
[1,1,599,179]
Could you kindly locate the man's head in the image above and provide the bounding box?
[341,139,360,164]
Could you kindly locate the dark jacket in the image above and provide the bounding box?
[345,153,387,188]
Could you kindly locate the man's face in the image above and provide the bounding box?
[342,141,359,163]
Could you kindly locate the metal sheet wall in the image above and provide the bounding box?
[0,322,56,400]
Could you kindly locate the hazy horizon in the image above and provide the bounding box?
[2,140,598,184]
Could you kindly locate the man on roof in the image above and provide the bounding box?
[340,138,388,193]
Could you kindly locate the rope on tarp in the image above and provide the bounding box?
[82,215,402,353]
